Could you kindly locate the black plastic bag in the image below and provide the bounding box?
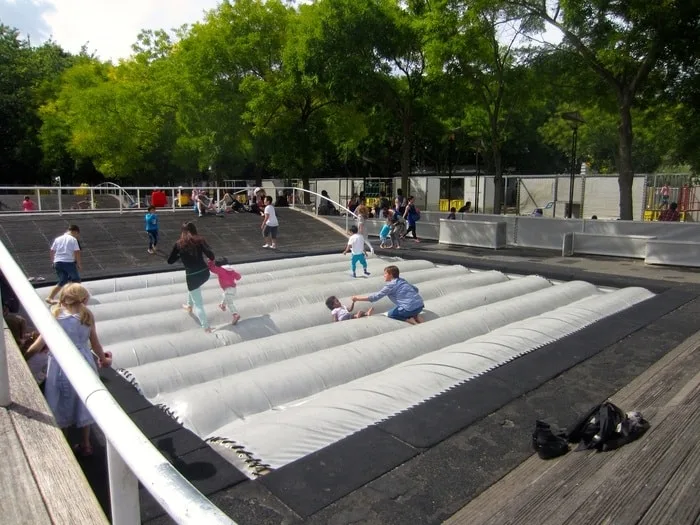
[532,420,569,459]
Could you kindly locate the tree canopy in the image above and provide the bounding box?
[1,0,698,216]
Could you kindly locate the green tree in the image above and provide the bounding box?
[0,25,75,183]
[503,0,700,219]
[426,2,535,212]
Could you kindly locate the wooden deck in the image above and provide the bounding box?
[1,327,107,524]
[445,329,700,525]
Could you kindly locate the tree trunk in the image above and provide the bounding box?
[617,94,635,220]
[492,146,503,214]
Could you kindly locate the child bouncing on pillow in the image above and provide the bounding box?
[325,295,374,322]
[207,257,242,325]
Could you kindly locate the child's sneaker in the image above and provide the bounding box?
[262,244,270,248]
[218,303,226,311]
[352,272,357,278]
[232,313,241,325]
[363,270,371,276]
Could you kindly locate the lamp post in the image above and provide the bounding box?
[561,111,585,218]
[54,175,62,215]
[448,133,455,211]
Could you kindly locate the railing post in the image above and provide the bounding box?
[172,188,176,212]
[107,440,140,525]
[90,188,95,210]
[36,187,42,212]
[0,291,10,407]
[137,189,141,210]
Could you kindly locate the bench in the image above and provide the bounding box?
[439,220,507,249]
[562,232,655,258]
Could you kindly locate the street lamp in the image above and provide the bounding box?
[54,175,62,215]
[561,111,585,218]
[448,133,456,211]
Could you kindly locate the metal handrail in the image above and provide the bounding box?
[0,239,235,525]
[286,187,374,254]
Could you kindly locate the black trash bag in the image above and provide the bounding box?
[532,420,569,459]
[568,401,650,452]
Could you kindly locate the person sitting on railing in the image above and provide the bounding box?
[318,190,338,215]
[194,191,216,217]
[215,192,243,214]
[25,283,112,457]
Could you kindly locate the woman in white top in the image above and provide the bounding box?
[261,195,279,249]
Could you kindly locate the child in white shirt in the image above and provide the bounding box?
[343,225,370,278]
[325,296,373,322]
[261,195,279,249]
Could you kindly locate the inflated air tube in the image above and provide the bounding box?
[90,259,435,321]
[37,254,374,299]
[91,258,435,306]
[206,287,654,468]
[107,269,508,368]
[125,275,553,397]
[156,280,600,437]
[78,254,366,296]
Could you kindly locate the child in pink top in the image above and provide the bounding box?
[22,195,35,212]
[207,257,242,324]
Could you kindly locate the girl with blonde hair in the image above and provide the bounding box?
[25,283,112,456]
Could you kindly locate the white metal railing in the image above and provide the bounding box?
[0,240,236,525]
[287,187,374,254]
[0,185,270,215]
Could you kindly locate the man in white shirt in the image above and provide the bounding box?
[46,225,81,304]
[261,196,279,249]
[343,225,370,278]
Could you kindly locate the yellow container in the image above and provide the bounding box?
[74,183,89,196]
[177,193,191,206]
[439,199,464,212]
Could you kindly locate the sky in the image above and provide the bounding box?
[0,0,221,61]
[1,0,560,62]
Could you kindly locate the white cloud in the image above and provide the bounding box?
[4,0,221,60]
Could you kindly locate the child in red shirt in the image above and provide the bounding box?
[207,257,242,324]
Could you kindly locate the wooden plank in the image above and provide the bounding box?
[4,328,108,525]
[637,436,700,525]
[445,329,700,525]
[0,408,52,523]
[492,355,700,525]
[565,400,700,525]
[534,369,700,525]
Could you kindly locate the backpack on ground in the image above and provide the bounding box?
[567,401,650,452]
